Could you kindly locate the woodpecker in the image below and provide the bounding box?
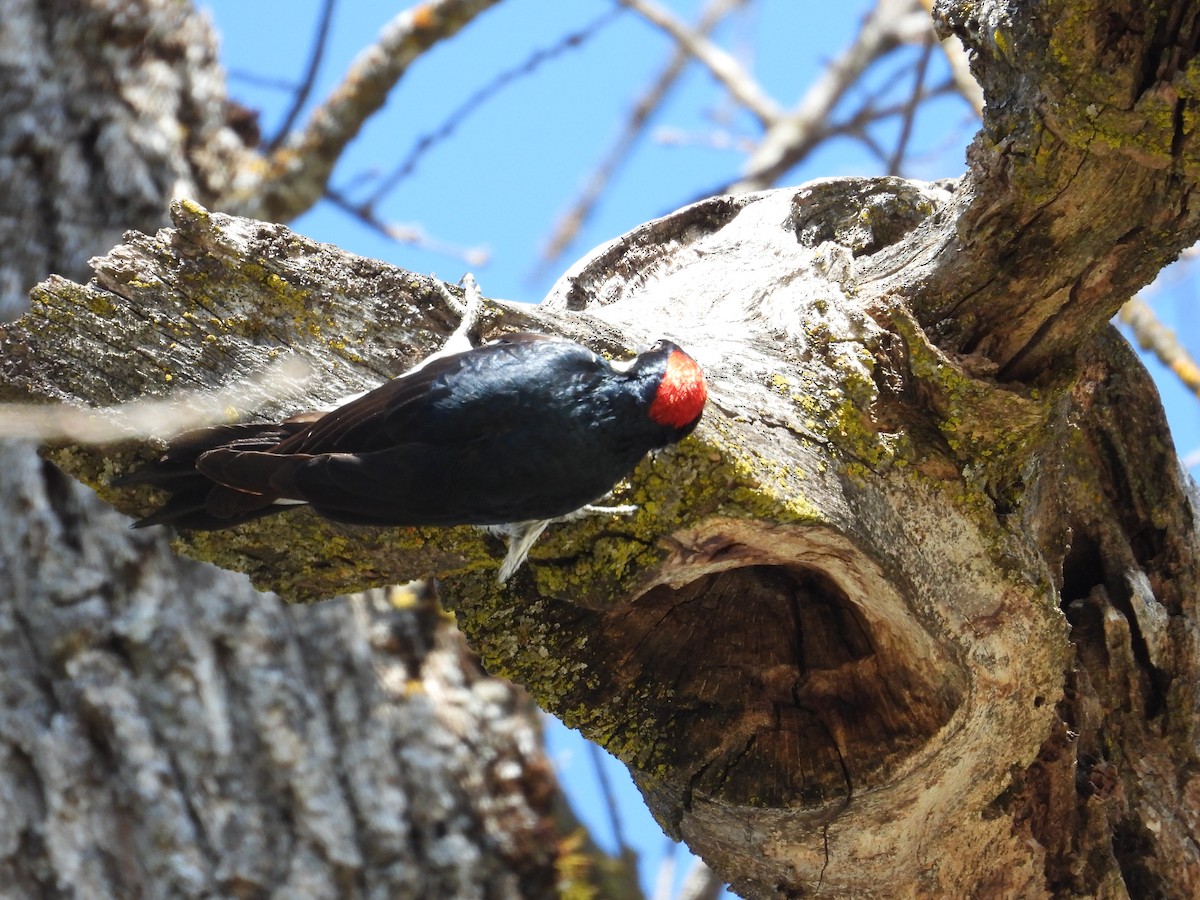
[117,330,707,582]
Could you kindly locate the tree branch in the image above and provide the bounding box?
[0,182,1069,895]
[616,0,782,126]
[870,0,1200,378]
[536,0,748,276]
[264,0,338,151]
[731,0,928,191]
[225,0,503,223]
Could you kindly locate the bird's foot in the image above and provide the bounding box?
[579,503,638,516]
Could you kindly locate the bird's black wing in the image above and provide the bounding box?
[121,333,616,529]
[271,333,564,455]
[274,337,639,526]
[116,419,316,528]
[190,334,590,511]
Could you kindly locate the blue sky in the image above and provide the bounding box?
[197,1,1200,894]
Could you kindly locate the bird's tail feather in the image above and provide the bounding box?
[115,421,310,530]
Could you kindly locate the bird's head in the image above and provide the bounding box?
[642,340,707,439]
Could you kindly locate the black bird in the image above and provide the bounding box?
[117,333,707,581]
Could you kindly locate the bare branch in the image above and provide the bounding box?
[616,0,782,127]
[225,0,503,223]
[733,0,927,192]
[264,0,338,152]
[652,837,677,900]
[587,739,631,860]
[886,36,935,175]
[689,77,957,201]
[652,125,754,151]
[363,8,623,208]
[535,0,747,277]
[919,0,983,114]
[323,187,491,267]
[1119,296,1200,401]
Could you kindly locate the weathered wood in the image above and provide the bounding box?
[0,181,1094,896]
[877,0,1200,379]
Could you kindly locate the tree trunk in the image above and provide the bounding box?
[6,0,1200,898]
[0,1,602,897]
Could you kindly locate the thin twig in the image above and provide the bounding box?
[265,0,338,152]
[886,35,936,175]
[653,126,755,152]
[850,79,960,166]
[732,0,927,192]
[692,78,956,201]
[1119,296,1200,399]
[365,8,624,207]
[0,356,313,443]
[586,739,630,858]
[226,69,303,92]
[918,0,984,115]
[533,0,747,279]
[323,188,490,267]
[652,835,677,900]
[849,83,954,137]
[616,0,782,127]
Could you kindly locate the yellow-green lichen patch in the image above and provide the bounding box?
[168,510,459,603]
[86,293,117,317]
[176,251,343,365]
[888,306,1050,471]
[529,531,662,606]
[177,197,211,221]
[992,26,1010,59]
[447,574,599,712]
[433,437,741,737]
[769,321,911,483]
[43,443,129,497]
[423,524,506,580]
[552,831,599,900]
[1037,4,1200,175]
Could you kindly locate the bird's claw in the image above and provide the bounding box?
[580,503,638,516]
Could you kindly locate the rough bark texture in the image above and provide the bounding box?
[0,463,567,898]
[5,0,1200,899]
[910,0,1200,380]
[0,0,253,321]
[0,1,602,898]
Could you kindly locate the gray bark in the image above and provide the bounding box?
[0,1,598,897]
